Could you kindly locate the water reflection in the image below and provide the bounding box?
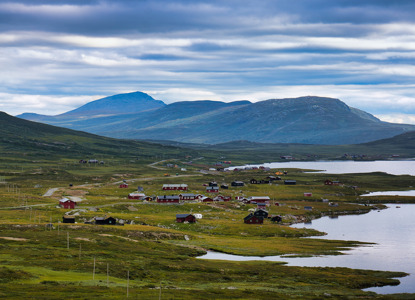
[362,190,415,197]
[290,204,415,294]
[199,204,415,294]
[229,160,415,176]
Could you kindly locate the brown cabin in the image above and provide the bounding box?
[244,213,264,224]
[176,214,196,223]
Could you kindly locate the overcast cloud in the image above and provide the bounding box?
[1,0,415,123]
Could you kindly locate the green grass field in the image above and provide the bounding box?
[1,153,415,299]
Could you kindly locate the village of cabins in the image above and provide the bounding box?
[58,168,341,226]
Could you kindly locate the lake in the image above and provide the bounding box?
[362,190,415,197]
[200,204,415,294]
[229,160,415,176]
[214,160,415,294]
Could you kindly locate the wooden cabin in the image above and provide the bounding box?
[254,209,269,218]
[206,186,219,193]
[59,198,76,209]
[176,214,196,223]
[179,193,199,201]
[157,195,180,203]
[247,196,270,204]
[201,196,213,202]
[284,180,296,185]
[244,213,264,224]
[62,215,75,223]
[95,216,116,225]
[162,184,188,191]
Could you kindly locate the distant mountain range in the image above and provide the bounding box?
[17,91,415,145]
[2,111,415,161]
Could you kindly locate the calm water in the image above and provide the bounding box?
[200,204,415,294]
[362,190,415,197]
[290,204,415,294]
[216,160,415,294]
[229,160,415,176]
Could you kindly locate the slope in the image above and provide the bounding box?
[0,111,192,160]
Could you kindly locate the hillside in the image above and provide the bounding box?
[0,111,192,160]
[151,130,415,160]
[18,93,415,145]
[2,110,415,167]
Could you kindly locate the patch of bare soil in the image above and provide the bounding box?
[99,233,139,243]
[62,189,88,197]
[0,237,28,241]
[74,237,95,242]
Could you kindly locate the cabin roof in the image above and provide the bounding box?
[176,214,193,218]
[59,198,74,203]
[248,196,270,200]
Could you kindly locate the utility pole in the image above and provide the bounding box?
[107,263,109,287]
[93,256,96,281]
[126,270,129,298]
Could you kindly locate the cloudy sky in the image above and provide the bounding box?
[1,0,415,123]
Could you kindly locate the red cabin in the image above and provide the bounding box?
[247,196,270,204]
[206,186,219,193]
[157,195,180,203]
[162,184,188,191]
[213,195,232,202]
[176,214,196,223]
[59,198,76,209]
[201,196,213,202]
[179,193,199,201]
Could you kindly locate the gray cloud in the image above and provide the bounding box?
[2,1,415,35]
[1,0,415,123]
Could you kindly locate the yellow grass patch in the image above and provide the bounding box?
[0,236,28,241]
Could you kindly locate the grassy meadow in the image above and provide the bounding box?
[1,152,415,299]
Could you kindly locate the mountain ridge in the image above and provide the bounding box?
[17,92,415,145]
[2,111,415,161]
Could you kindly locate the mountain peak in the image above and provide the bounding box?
[63,91,165,117]
[17,93,415,145]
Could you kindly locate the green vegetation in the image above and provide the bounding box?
[1,155,415,299]
[1,113,415,298]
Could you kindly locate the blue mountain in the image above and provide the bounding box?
[18,92,415,145]
[18,91,165,124]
